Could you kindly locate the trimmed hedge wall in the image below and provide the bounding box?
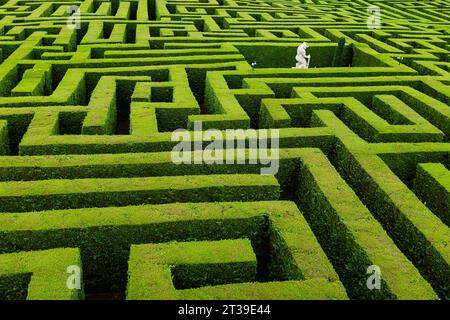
[413,163,449,226]
[0,201,345,298]
[0,0,447,301]
[0,248,83,300]
[297,149,438,300]
[0,174,280,212]
[127,239,257,299]
[334,142,449,299]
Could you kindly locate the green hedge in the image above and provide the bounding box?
[413,163,449,226]
[297,149,438,299]
[0,201,344,298]
[334,142,449,299]
[378,149,448,186]
[0,174,280,212]
[0,248,83,300]
[234,43,349,68]
[18,127,333,156]
[177,279,347,300]
[0,121,9,155]
[293,85,445,143]
[0,148,321,195]
[126,239,257,299]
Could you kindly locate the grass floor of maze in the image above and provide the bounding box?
[0,0,448,301]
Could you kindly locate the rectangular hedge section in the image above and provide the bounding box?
[0,0,448,301]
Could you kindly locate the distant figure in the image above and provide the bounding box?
[293,42,310,69]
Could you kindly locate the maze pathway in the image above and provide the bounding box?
[0,0,448,300]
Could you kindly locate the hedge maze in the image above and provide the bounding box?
[0,0,448,300]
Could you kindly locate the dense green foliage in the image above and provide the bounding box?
[0,0,448,300]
